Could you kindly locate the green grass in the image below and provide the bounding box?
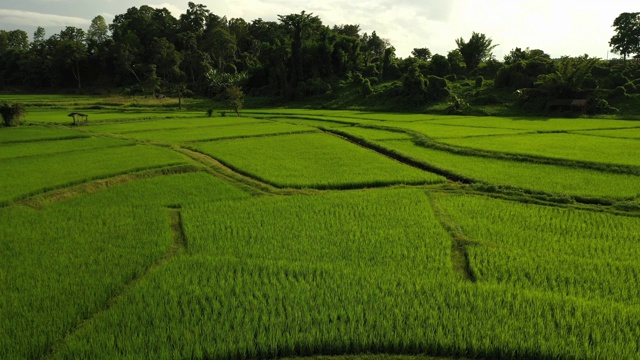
[190,133,446,189]
[47,190,640,360]
[437,194,640,305]
[85,116,266,134]
[364,121,532,138]
[335,126,414,140]
[378,139,640,199]
[575,127,640,139]
[428,116,640,131]
[0,126,88,143]
[271,117,355,128]
[47,189,456,358]
[4,102,640,360]
[0,144,189,204]
[118,121,315,144]
[23,108,204,124]
[0,204,174,360]
[439,132,640,167]
[0,137,133,160]
[60,171,250,208]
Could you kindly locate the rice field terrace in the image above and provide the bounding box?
[2,95,640,360]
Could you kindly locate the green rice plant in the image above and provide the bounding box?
[360,121,532,138]
[575,127,640,139]
[121,122,315,144]
[336,127,414,140]
[427,116,640,131]
[190,133,446,189]
[438,194,640,264]
[0,137,133,161]
[0,203,173,359]
[23,109,203,124]
[437,194,640,306]
[183,189,451,272]
[86,116,267,134]
[0,145,189,204]
[0,126,88,144]
[48,190,640,359]
[469,247,640,306]
[439,132,640,168]
[271,117,355,128]
[60,171,250,208]
[374,140,640,199]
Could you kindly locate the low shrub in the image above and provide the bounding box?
[0,102,26,127]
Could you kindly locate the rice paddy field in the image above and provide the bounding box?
[2,95,640,360]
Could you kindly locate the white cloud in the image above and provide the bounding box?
[0,8,89,27]
[148,3,185,17]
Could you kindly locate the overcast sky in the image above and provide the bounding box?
[0,0,636,59]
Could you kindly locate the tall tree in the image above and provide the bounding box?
[609,12,640,61]
[411,47,432,61]
[179,2,210,36]
[0,30,29,87]
[455,32,498,71]
[535,56,599,99]
[278,11,322,98]
[56,27,88,89]
[87,15,110,45]
[0,30,29,52]
[201,27,237,72]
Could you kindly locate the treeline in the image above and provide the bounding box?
[0,4,639,112]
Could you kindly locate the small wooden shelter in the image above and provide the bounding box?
[545,99,592,114]
[68,112,88,125]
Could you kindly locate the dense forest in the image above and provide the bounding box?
[0,4,639,115]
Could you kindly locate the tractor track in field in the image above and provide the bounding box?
[40,208,187,359]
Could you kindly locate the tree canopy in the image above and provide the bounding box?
[609,12,640,61]
[0,5,636,115]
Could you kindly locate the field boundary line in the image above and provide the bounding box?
[426,192,479,282]
[414,135,640,176]
[344,123,640,176]
[182,129,319,144]
[174,147,290,196]
[0,143,136,161]
[100,120,273,134]
[15,164,200,209]
[41,208,188,360]
[322,127,475,184]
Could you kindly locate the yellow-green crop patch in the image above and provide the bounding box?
[60,171,250,208]
[86,116,266,134]
[0,137,133,160]
[271,117,354,128]
[429,116,640,131]
[439,132,640,167]
[379,140,640,199]
[438,194,640,305]
[119,121,315,144]
[0,204,173,360]
[190,133,446,188]
[4,101,640,360]
[362,121,532,138]
[574,127,640,139]
[47,190,640,360]
[0,145,188,204]
[49,189,456,358]
[23,108,203,124]
[336,126,414,140]
[0,126,88,143]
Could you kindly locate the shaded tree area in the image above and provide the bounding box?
[0,5,638,115]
